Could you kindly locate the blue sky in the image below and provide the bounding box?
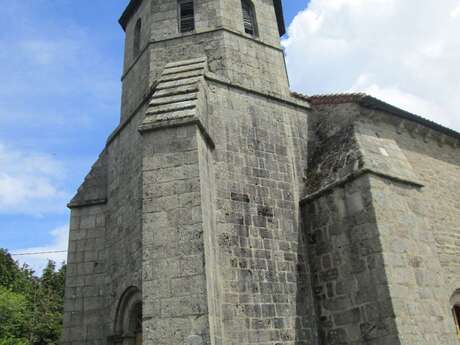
[2,0,459,274]
[0,1,308,273]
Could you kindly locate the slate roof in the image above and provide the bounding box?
[119,0,286,36]
[68,151,108,208]
[293,92,460,141]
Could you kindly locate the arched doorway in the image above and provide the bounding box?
[130,302,143,345]
[112,286,142,345]
[450,290,460,341]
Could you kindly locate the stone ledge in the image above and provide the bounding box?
[120,27,284,82]
[67,198,108,209]
[138,116,215,150]
[109,61,310,149]
[204,73,311,110]
[300,168,424,205]
[304,92,460,146]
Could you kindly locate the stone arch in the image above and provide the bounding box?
[113,286,142,345]
[450,289,460,341]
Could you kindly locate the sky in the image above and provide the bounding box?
[0,0,459,274]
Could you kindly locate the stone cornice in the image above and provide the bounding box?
[204,73,311,110]
[360,96,460,144]
[120,42,150,82]
[362,108,460,149]
[304,92,460,146]
[106,83,156,145]
[139,116,215,149]
[121,27,284,82]
[107,71,310,149]
[67,198,107,209]
[300,168,424,205]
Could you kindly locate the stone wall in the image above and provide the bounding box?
[145,30,288,100]
[358,113,460,295]
[120,49,152,124]
[64,1,460,344]
[148,0,281,48]
[368,174,457,345]
[302,176,401,344]
[120,0,289,122]
[206,79,317,345]
[64,102,146,344]
[141,124,213,345]
[122,0,152,71]
[303,101,460,344]
[120,0,153,122]
[104,102,145,338]
[62,204,108,344]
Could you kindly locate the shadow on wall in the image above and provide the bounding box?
[299,176,401,344]
[295,212,320,345]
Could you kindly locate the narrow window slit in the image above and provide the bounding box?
[133,18,142,56]
[242,0,257,36]
[179,0,195,33]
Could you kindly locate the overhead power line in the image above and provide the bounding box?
[11,250,68,256]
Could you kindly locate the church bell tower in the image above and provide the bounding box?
[118,0,289,123]
[63,1,314,345]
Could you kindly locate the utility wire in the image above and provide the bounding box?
[11,250,68,256]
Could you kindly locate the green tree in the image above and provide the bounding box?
[0,249,66,345]
[0,249,35,295]
[29,261,66,345]
[0,286,31,344]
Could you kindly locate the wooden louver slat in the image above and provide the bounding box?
[242,0,256,35]
[180,1,195,33]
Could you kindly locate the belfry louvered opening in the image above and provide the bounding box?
[179,0,195,33]
[242,0,257,36]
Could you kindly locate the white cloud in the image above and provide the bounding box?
[11,225,69,275]
[283,0,460,132]
[0,142,70,215]
[451,3,460,18]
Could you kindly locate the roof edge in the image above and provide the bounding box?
[305,93,460,141]
[119,0,142,31]
[274,0,286,36]
[120,0,286,36]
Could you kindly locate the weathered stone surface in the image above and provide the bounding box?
[302,97,460,344]
[63,1,460,345]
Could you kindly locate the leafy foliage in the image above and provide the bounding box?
[0,249,66,345]
[0,286,30,344]
[0,249,35,294]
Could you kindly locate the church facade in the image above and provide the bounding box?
[62,1,460,344]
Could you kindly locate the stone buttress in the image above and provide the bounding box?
[62,1,460,345]
[63,1,317,345]
[301,95,460,345]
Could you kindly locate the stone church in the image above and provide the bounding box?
[62,0,460,344]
